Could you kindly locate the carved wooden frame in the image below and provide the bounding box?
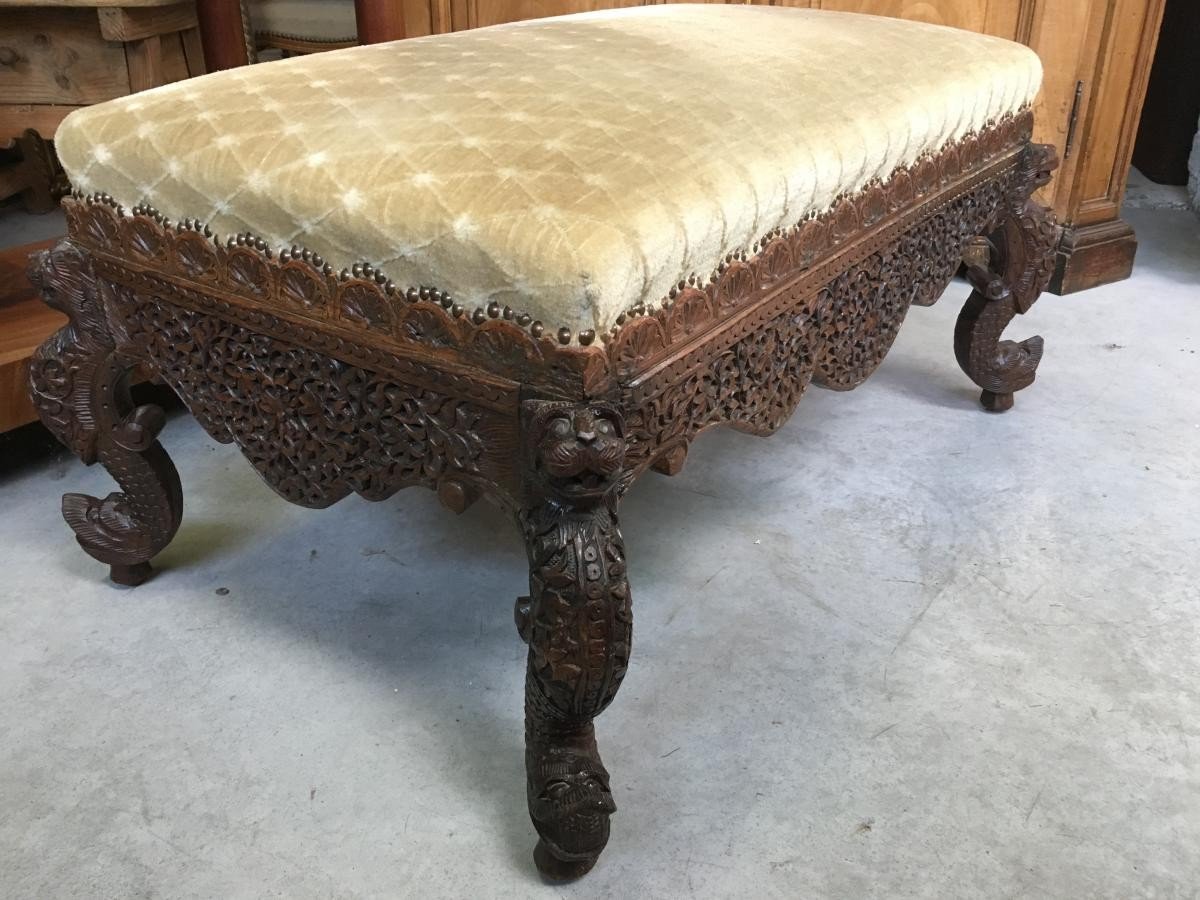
[28,111,1057,880]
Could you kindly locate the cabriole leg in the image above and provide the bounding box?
[955,142,1060,412]
[27,240,183,585]
[516,400,631,880]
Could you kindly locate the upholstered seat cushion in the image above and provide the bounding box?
[55,5,1041,339]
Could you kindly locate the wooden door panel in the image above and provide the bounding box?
[1024,0,1098,214]
[1070,0,1165,226]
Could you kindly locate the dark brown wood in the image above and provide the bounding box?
[195,0,250,71]
[29,112,1056,879]
[956,142,1059,411]
[1,129,65,213]
[27,240,183,585]
[518,400,629,879]
[1048,218,1139,295]
[354,0,407,43]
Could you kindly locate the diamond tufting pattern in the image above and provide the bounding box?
[54,4,1041,338]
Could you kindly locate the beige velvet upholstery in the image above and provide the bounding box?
[56,5,1042,338]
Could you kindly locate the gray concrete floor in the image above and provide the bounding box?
[2,207,1198,899]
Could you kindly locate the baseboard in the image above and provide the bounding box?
[1048,218,1138,295]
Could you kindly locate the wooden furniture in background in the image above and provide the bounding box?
[0,0,206,200]
[354,0,408,42]
[0,238,64,433]
[195,0,250,70]
[0,0,203,433]
[196,0,406,70]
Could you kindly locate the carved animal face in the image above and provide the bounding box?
[29,244,79,312]
[530,754,616,859]
[27,242,106,335]
[533,405,625,503]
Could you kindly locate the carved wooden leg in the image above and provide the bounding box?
[27,240,183,585]
[955,143,1059,412]
[516,400,631,880]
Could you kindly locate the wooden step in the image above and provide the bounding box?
[1,237,66,433]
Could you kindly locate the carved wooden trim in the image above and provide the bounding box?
[517,399,630,879]
[99,279,524,511]
[63,110,1034,397]
[27,240,184,585]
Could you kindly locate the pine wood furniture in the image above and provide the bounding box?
[1,238,65,432]
[28,6,1058,880]
[0,0,206,209]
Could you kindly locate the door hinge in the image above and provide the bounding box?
[1064,80,1084,161]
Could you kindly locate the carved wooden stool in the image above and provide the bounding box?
[29,6,1057,880]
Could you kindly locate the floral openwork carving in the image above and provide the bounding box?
[103,283,516,509]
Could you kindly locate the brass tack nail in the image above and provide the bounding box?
[557,327,571,344]
[578,329,595,346]
[486,301,500,318]
[472,308,486,324]
[517,313,531,326]
[530,321,544,337]
[451,303,464,317]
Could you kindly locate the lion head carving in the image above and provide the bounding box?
[530,404,625,504]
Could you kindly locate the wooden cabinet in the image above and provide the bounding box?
[398,0,1165,293]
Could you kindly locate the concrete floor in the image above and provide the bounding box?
[2,206,1198,899]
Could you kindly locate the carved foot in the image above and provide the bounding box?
[527,723,617,880]
[109,562,155,587]
[519,400,631,879]
[534,838,600,881]
[955,143,1059,412]
[980,390,1014,413]
[27,241,183,582]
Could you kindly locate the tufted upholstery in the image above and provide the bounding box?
[55,5,1041,338]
